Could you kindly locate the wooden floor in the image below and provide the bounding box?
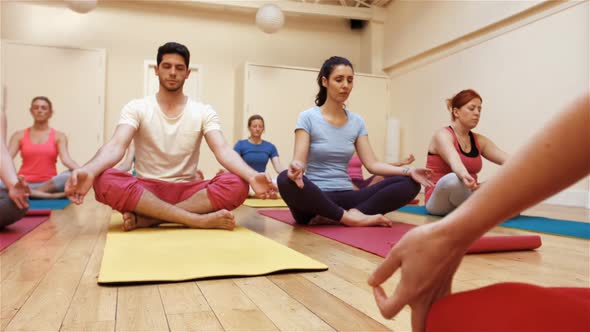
[1,194,588,331]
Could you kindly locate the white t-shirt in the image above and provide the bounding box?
[118,95,221,182]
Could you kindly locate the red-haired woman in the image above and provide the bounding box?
[425,89,508,215]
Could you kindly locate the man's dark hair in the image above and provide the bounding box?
[157,42,190,67]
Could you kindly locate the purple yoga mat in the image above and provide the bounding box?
[0,216,49,251]
[258,209,542,256]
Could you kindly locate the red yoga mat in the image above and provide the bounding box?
[427,283,590,332]
[258,209,542,256]
[0,216,49,251]
[25,209,51,216]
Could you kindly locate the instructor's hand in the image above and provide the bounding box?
[368,223,466,332]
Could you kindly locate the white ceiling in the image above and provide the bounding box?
[165,0,390,21]
[290,0,392,9]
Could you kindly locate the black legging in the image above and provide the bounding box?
[277,170,420,224]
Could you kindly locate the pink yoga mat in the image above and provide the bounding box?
[258,209,542,256]
[0,216,49,251]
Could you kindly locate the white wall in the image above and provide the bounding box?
[1,1,362,176]
[360,21,385,75]
[384,2,589,206]
[383,0,543,68]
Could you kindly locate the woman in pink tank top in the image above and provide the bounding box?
[424,89,508,215]
[5,96,80,199]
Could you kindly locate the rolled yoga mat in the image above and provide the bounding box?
[25,209,51,216]
[0,216,49,251]
[258,209,542,256]
[29,198,71,211]
[398,205,590,239]
[98,213,328,284]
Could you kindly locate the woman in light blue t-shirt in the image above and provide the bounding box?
[277,56,433,227]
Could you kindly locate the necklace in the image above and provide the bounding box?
[451,126,471,151]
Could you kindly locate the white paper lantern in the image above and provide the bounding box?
[256,4,284,34]
[65,0,97,14]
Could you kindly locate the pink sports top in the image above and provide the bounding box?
[425,126,482,203]
[18,128,59,183]
[348,155,363,180]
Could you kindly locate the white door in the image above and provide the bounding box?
[144,60,202,100]
[1,40,106,172]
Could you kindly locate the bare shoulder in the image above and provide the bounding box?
[473,132,491,147]
[433,127,453,143]
[55,130,69,142]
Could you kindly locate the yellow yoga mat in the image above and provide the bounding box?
[98,214,327,284]
[243,198,287,208]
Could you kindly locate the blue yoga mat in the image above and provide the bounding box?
[29,198,71,210]
[398,205,590,239]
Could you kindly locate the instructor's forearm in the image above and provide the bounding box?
[442,95,590,247]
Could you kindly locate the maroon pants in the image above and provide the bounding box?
[93,168,249,212]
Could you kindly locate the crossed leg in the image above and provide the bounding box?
[94,169,248,231]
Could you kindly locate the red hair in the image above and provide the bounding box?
[446,89,482,120]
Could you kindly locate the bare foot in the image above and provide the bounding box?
[187,209,236,230]
[121,212,162,231]
[341,209,393,227]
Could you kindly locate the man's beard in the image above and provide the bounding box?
[160,79,184,92]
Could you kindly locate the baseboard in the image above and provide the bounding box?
[543,189,590,209]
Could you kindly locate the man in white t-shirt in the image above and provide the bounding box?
[65,42,277,231]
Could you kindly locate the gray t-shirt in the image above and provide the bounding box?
[296,106,368,191]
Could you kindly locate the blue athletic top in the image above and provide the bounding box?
[296,106,368,191]
[234,139,279,173]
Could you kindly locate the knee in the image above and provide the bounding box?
[437,173,465,190]
[0,200,27,228]
[277,170,288,185]
[93,168,142,212]
[399,176,421,199]
[277,170,292,191]
[407,176,422,196]
[208,173,249,210]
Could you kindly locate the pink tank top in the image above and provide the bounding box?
[425,127,482,203]
[348,155,363,180]
[18,128,59,183]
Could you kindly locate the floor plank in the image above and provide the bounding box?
[159,282,223,331]
[0,192,587,332]
[197,279,279,331]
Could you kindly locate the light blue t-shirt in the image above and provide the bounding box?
[234,139,279,172]
[296,106,368,191]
